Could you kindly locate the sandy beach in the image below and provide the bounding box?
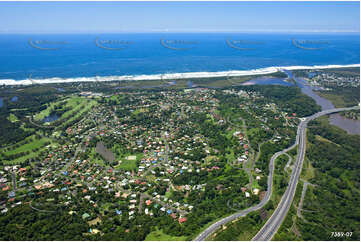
[0,63,359,86]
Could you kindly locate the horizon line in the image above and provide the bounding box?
[0,30,360,34]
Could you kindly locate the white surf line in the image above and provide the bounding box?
[0,64,359,86]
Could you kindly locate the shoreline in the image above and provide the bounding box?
[0,63,359,86]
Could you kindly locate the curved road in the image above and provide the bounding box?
[194,106,359,241]
[252,106,359,241]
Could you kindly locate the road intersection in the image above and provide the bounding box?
[252,106,359,241]
[194,106,359,241]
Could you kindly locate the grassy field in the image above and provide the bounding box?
[61,99,97,126]
[145,228,187,241]
[8,113,19,123]
[115,153,143,170]
[34,96,90,122]
[3,137,51,156]
[2,146,49,165]
[165,187,173,198]
[315,135,339,146]
[116,159,137,170]
[34,98,67,121]
[0,133,56,165]
[132,108,149,115]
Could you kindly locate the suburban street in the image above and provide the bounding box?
[194,106,359,241]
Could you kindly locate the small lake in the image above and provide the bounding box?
[42,113,60,123]
[10,96,18,102]
[0,97,3,107]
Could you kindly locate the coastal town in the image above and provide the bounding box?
[0,86,301,238]
[296,68,360,89]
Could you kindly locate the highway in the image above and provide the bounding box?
[194,106,359,241]
[252,106,359,241]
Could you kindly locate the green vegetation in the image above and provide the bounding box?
[2,146,49,165]
[3,137,50,156]
[241,85,321,117]
[275,116,360,241]
[0,115,31,147]
[0,134,53,165]
[210,153,291,241]
[116,156,139,171]
[89,147,106,166]
[0,71,357,241]
[34,98,66,121]
[316,87,359,108]
[56,98,97,130]
[272,182,304,241]
[145,228,187,241]
[8,113,19,123]
[0,205,89,240]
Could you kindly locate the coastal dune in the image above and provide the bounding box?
[0,64,359,86]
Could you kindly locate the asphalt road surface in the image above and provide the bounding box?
[194,106,359,241]
[252,106,359,241]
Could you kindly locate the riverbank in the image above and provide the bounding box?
[0,64,359,86]
[284,69,360,135]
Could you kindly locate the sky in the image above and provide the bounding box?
[0,1,359,33]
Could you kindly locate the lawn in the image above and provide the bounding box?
[34,98,67,121]
[132,108,148,115]
[145,228,187,241]
[3,137,51,156]
[205,155,217,164]
[114,152,143,171]
[116,159,137,171]
[2,146,49,165]
[315,135,339,146]
[60,99,97,127]
[8,113,19,123]
[34,96,90,123]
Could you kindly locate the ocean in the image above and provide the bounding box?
[0,33,359,82]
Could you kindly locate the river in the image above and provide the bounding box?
[242,71,359,134]
[286,70,360,135]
